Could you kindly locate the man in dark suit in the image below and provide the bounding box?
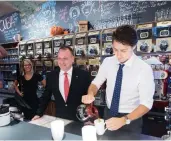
[32,47,91,121]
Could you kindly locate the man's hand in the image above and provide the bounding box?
[32,115,40,121]
[105,117,126,131]
[82,93,95,104]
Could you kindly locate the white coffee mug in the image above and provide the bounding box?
[51,120,64,141]
[94,119,107,135]
[82,125,97,141]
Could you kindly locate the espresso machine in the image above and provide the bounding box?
[87,30,101,56]
[75,32,88,56]
[26,40,34,59]
[136,23,153,53]
[101,28,115,55]
[162,96,171,140]
[63,34,75,49]
[19,41,27,59]
[34,39,44,59]
[53,35,64,57]
[154,21,171,52]
[43,37,53,58]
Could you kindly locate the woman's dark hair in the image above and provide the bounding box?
[112,25,138,47]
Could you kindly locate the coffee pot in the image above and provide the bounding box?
[76,103,99,122]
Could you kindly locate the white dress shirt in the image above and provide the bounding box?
[59,67,73,101]
[92,53,155,113]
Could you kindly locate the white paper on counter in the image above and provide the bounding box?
[29,115,57,126]
[57,117,73,126]
[29,115,73,128]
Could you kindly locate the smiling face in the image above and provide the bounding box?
[57,48,74,72]
[113,40,134,63]
[23,61,32,73]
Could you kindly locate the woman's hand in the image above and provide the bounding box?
[19,92,24,97]
[32,115,40,121]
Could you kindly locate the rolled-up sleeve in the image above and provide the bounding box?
[138,66,155,110]
[92,58,108,89]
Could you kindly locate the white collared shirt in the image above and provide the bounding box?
[59,67,73,101]
[92,53,155,113]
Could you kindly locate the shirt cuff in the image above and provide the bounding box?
[91,80,101,89]
[140,100,153,110]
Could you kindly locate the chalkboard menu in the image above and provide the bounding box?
[0,12,21,44]
[21,1,171,40]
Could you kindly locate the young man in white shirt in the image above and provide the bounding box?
[82,25,155,133]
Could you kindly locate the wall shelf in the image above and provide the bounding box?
[0,89,15,95]
[0,62,19,65]
[5,48,18,50]
[7,55,19,56]
[3,78,16,81]
[0,70,13,72]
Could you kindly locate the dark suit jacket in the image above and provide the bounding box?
[37,66,91,121]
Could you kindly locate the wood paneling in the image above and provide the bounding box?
[44,101,56,116]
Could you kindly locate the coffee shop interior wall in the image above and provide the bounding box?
[18,1,171,40]
[1,1,171,43]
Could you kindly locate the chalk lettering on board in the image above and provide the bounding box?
[69,23,74,32]
[21,17,32,30]
[150,1,167,7]
[52,7,56,20]
[93,13,134,30]
[69,6,80,19]
[119,1,139,15]
[39,7,56,27]
[59,6,69,23]
[41,1,56,10]
[157,1,167,6]
[155,8,171,21]
[28,29,44,39]
[33,18,40,28]
[81,1,95,18]
[42,10,51,18]
[100,2,116,18]
[72,0,85,5]
[0,15,15,32]
[36,6,41,12]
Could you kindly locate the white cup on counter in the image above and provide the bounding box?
[51,119,64,141]
[82,125,97,141]
[94,118,107,135]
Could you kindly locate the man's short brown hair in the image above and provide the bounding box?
[112,25,138,47]
[58,47,74,56]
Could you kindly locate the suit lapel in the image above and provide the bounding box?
[54,68,60,90]
[54,68,66,103]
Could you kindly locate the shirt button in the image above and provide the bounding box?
[65,104,67,106]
